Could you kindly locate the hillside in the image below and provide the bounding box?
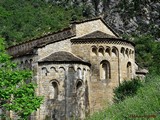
[86,75,160,120]
[0,1,160,73]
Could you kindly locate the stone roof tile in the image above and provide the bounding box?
[39,51,89,64]
[77,31,117,39]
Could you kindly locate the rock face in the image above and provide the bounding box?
[8,18,140,120]
[103,0,160,40]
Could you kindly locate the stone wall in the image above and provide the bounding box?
[7,28,75,58]
[37,39,72,60]
[71,40,135,112]
[73,19,117,38]
[37,63,90,120]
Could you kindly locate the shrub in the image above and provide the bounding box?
[113,78,143,103]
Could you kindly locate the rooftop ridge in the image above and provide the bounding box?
[70,17,119,37]
[39,51,90,65]
[8,26,72,49]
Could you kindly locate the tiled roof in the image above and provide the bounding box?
[71,31,135,46]
[39,51,89,64]
[77,31,117,39]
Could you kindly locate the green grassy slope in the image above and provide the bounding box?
[87,75,160,120]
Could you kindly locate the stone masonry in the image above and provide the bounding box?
[7,17,144,120]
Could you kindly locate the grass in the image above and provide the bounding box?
[86,75,160,120]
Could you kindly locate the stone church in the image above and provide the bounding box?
[7,17,145,120]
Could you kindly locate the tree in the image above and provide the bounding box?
[0,38,43,119]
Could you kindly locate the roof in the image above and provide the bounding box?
[76,31,117,39]
[136,69,148,75]
[71,31,135,46]
[70,17,119,37]
[7,17,121,58]
[39,51,90,65]
[7,27,75,58]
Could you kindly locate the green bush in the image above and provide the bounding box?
[113,78,143,103]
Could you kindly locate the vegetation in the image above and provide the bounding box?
[113,78,143,103]
[0,38,43,119]
[0,0,160,119]
[86,75,160,120]
[0,0,85,46]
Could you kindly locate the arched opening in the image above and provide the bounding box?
[25,60,29,69]
[100,60,111,80]
[83,68,86,80]
[91,46,97,56]
[76,81,83,90]
[112,47,118,57]
[42,67,48,76]
[129,49,132,58]
[49,81,59,99]
[98,47,104,56]
[126,48,129,57]
[127,62,132,79]
[105,47,111,56]
[121,47,125,57]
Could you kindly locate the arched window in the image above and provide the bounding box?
[105,47,111,56]
[42,67,48,76]
[91,46,97,56]
[25,60,29,69]
[112,47,118,57]
[126,48,129,57]
[121,47,125,57]
[100,60,111,80]
[76,81,83,91]
[98,47,104,56]
[127,62,132,79]
[132,51,134,58]
[49,81,59,99]
[129,49,132,58]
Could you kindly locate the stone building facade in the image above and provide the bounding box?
[7,17,142,120]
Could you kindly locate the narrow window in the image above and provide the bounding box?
[112,47,118,57]
[105,47,111,56]
[76,81,83,91]
[126,48,129,57]
[49,81,58,99]
[121,47,125,57]
[100,60,111,80]
[127,62,132,79]
[42,67,48,76]
[98,47,104,56]
[91,46,97,56]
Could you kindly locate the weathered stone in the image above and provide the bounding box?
[7,18,142,120]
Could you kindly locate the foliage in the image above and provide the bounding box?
[86,75,160,120]
[132,34,157,68]
[113,78,143,103]
[124,34,159,73]
[0,38,43,119]
[151,42,160,74]
[0,0,84,46]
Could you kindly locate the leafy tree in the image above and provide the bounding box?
[123,34,157,70]
[0,38,43,119]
